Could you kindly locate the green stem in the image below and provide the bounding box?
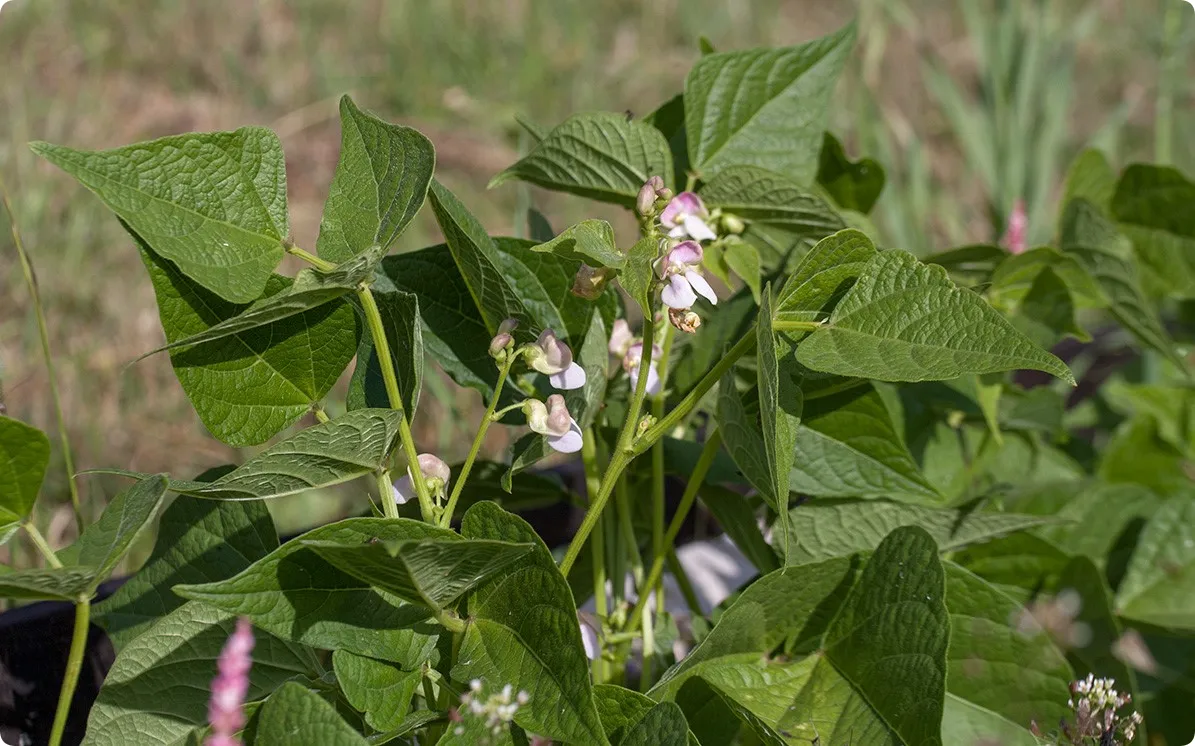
[771,319,823,333]
[48,598,89,746]
[581,428,609,678]
[2,183,84,533]
[560,314,657,576]
[1156,1,1182,165]
[285,244,337,271]
[433,609,467,634]
[649,325,675,612]
[628,429,722,633]
[635,331,755,455]
[356,284,435,523]
[24,522,63,568]
[615,476,645,584]
[439,360,513,528]
[376,468,399,520]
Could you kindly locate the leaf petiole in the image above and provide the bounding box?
[439,358,514,528]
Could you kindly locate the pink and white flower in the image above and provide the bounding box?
[524,394,584,453]
[206,617,254,746]
[658,241,718,310]
[1002,199,1028,255]
[623,342,662,397]
[526,329,587,390]
[660,192,717,242]
[489,318,518,359]
[608,319,634,358]
[393,453,451,505]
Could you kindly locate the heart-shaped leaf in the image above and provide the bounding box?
[0,415,50,541]
[256,681,368,746]
[619,236,660,316]
[175,518,456,664]
[532,219,624,269]
[490,112,674,206]
[796,249,1075,384]
[34,129,287,303]
[817,132,885,213]
[332,650,422,732]
[684,24,855,184]
[316,95,435,264]
[776,228,875,318]
[303,537,532,612]
[699,166,844,243]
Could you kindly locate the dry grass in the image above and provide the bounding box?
[0,0,1187,547]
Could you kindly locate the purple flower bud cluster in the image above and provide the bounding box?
[206,617,254,746]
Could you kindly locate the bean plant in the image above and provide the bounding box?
[3,21,1195,746]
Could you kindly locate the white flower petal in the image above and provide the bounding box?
[549,362,587,390]
[685,270,718,305]
[667,225,686,239]
[392,476,415,504]
[548,419,584,453]
[682,214,717,242]
[660,274,697,309]
[645,362,662,396]
[579,620,600,661]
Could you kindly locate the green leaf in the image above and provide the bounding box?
[757,286,801,535]
[532,219,624,269]
[0,566,97,601]
[620,702,690,746]
[684,24,856,185]
[490,112,674,206]
[707,236,761,303]
[595,685,694,746]
[817,132,885,214]
[332,650,422,732]
[644,93,690,189]
[145,246,381,354]
[1099,416,1192,497]
[346,288,423,413]
[303,537,532,611]
[501,433,554,493]
[175,518,456,664]
[151,409,403,501]
[316,95,435,264]
[138,238,358,447]
[33,129,287,303]
[943,564,1072,738]
[68,474,168,593]
[1061,148,1116,213]
[455,502,607,746]
[567,308,612,430]
[796,249,1075,384]
[1059,198,1184,370]
[717,377,779,514]
[96,493,278,649]
[775,228,876,317]
[698,166,845,243]
[256,681,368,746]
[782,500,1053,565]
[987,247,1104,311]
[82,602,314,746]
[493,236,596,344]
[1010,267,1090,348]
[0,415,50,537]
[1112,164,1195,297]
[789,383,941,504]
[941,695,1037,746]
[1116,498,1195,630]
[619,236,661,316]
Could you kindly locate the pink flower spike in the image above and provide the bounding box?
[1002,199,1028,255]
[206,618,254,746]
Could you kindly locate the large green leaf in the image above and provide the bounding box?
[684,24,856,185]
[255,681,368,746]
[110,409,403,501]
[490,112,674,206]
[817,132,885,214]
[1112,164,1195,297]
[776,228,876,318]
[717,378,777,514]
[97,492,278,649]
[34,129,287,303]
[1010,267,1090,348]
[175,518,455,664]
[987,247,1103,312]
[332,650,422,732]
[596,685,696,746]
[796,249,1075,384]
[698,166,845,243]
[316,95,435,264]
[0,415,50,539]
[138,238,358,447]
[789,384,940,504]
[493,236,595,345]
[454,502,607,746]
[756,286,801,550]
[82,602,314,746]
[532,219,625,269]
[782,500,1053,565]
[619,236,660,316]
[303,537,532,612]
[1116,498,1195,630]
[1061,148,1116,214]
[0,567,97,601]
[942,564,1072,741]
[67,474,169,594]
[1099,416,1192,497]
[620,702,690,746]
[346,288,423,413]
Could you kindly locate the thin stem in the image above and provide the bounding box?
[771,319,823,333]
[635,331,755,454]
[1156,1,1182,165]
[649,325,675,612]
[582,428,609,619]
[24,522,63,568]
[376,469,399,520]
[48,598,90,746]
[560,314,657,576]
[356,284,435,523]
[439,360,513,528]
[2,183,84,532]
[627,429,723,633]
[640,608,655,693]
[615,476,645,584]
[285,244,337,271]
[433,609,467,634]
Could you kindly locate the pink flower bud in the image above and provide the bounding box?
[206,618,254,746]
[1002,199,1028,255]
[497,318,519,335]
[637,176,666,216]
[393,453,451,504]
[489,332,513,359]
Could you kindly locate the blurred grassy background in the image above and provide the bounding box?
[0,0,1190,550]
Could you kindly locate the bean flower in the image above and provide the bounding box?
[488,318,518,360]
[524,394,583,453]
[578,612,601,661]
[660,191,717,242]
[623,341,662,396]
[658,241,718,310]
[393,453,451,505]
[636,175,672,217]
[526,329,587,390]
[206,617,255,746]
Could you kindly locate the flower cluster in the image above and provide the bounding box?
[453,680,529,741]
[609,319,661,396]
[1034,675,1143,745]
[638,178,722,330]
[205,617,255,746]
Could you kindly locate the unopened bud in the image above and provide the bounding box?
[489,332,514,359]
[668,307,701,334]
[721,213,746,235]
[636,414,656,437]
[571,264,615,300]
[637,178,661,216]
